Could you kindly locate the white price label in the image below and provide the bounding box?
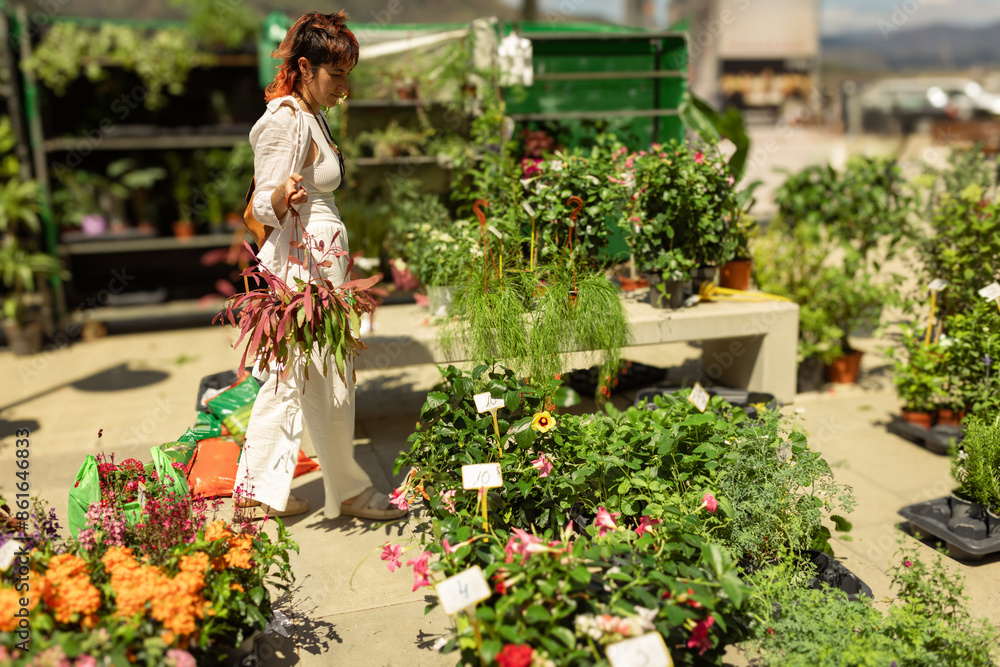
[487,225,503,240]
[979,282,1000,302]
[606,632,673,667]
[928,279,948,292]
[436,565,492,615]
[461,463,503,489]
[607,632,674,667]
[688,382,710,413]
[473,392,505,413]
[522,201,536,218]
[0,539,18,572]
[137,482,147,510]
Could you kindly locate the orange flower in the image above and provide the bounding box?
[0,587,21,632]
[161,630,176,646]
[230,583,244,592]
[203,520,233,543]
[223,534,254,570]
[42,554,101,623]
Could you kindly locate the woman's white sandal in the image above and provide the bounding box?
[340,487,406,520]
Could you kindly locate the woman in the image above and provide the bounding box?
[235,11,405,521]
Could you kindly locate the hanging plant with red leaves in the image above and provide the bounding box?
[214,201,380,383]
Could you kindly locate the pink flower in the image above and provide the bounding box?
[440,489,457,514]
[75,656,98,667]
[389,487,409,511]
[635,515,661,537]
[595,507,619,537]
[166,649,197,667]
[381,542,403,572]
[694,151,705,164]
[530,452,552,478]
[407,550,433,591]
[687,616,715,655]
[505,528,545,563]
[443,537,474,555]
[903,559,913,568]
[700,493,718,514]
[727,175,735,186]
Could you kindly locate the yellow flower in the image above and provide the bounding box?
[530,411,556,433]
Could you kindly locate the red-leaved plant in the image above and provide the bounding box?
[215,202,380,383]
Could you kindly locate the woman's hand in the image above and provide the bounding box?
[272,173,307,220]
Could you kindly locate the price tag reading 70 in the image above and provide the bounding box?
[461,463,503,490]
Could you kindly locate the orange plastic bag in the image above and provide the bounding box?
[186,437,241,498]
[294,451,320,478]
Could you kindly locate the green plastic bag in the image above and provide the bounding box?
[159,440,198,470]
[221,402,254,442]
[206,374,260,419]
[151,446,189,497]
[67,455,101,538]
[192,413,225,439]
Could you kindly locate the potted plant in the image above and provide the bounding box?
[107,157,167,233]
[887,323,945,428]
[624,140,738,304]
[0,177,67,355]
[950,416,1000,530]
[167,152,196,239]
[719,209,757,291]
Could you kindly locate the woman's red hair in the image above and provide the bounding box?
[264,11,359,102]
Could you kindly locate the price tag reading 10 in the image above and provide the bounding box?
[606,632,674,667]
[436,565,492,615]
[462,463,503,490]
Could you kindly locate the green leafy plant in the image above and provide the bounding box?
[886,322,946,412]
[939,301,1000,416]
[624,140,739,279]
[743,546,998,666]
[950,415,1000,510]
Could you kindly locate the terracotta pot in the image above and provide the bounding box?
[619,276,649,291]
[900,408,935,429]
[719,258,752,291]
[172,220,195,240]
[825,350,863,384]
[935,408,965,427]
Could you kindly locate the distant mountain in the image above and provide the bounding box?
[821,22,1000,71]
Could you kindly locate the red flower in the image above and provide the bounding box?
[694,151,705,164]
[492,572,508,595]
[687,615,715,655]
[700,493,718,514]
[496,644,533,667]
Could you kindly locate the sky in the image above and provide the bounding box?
[498,0,1000,34]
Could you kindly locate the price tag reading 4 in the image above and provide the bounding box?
[928,279,948,292]
[436,566,491,615]
[473,392,505,413]
[979,282,1000,302]
[688,382,710,413]
[462,463,503,489]
[606,632,673,667]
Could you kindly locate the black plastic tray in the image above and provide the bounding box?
[898,496,1000,560]
[635,385,779,416]
[803,550,873,601]
[566,361,668,397]
[886,416,962,455]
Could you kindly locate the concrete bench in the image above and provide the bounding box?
[358,297,800,404]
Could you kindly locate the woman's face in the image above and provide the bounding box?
[300,58,351,107]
